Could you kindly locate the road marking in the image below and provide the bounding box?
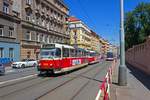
[6,69,15,73]
[0,74,37,85]
[95,89,102,100]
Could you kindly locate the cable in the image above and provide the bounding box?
[77,0,98,31]
[66,0,100,35]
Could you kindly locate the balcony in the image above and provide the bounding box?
[46,11,50,16]
[35,6,40,14]
[25,5,32,13]
[41,13,46,19]
[25,1,32,10]
[25,6,32,11]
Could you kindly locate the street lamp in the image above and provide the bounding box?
[118,0,127,86]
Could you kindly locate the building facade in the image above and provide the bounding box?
[90,31,101,53]
[0,0,20,63]
[99,38,110,55]
[12,0,69,60]
[68,16,92,50]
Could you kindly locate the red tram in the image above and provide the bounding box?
[38,43,99,74]
[87,50,100,64]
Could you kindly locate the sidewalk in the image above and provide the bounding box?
[111,63,150,100]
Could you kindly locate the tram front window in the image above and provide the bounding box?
[90,53,96,57]
[40,48,61,59]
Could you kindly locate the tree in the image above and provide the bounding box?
[125,2,150,50]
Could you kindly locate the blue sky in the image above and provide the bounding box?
[64,0,150,45]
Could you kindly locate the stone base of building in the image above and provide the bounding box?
[21,45,40,60]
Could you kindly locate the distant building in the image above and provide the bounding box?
[90,30,101,53]
[12,0,69,60]
[99,38,110,55]
[68,16,92,50]
[0,0,20,63]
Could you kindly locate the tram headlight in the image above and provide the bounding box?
[50,64,53,66]
[38,63,41,66]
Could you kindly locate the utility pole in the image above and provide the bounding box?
[118,0,127,86]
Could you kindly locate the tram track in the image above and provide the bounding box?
[0,61,109,100]
[36,61,110,100]
[0,63,102,99]
[0,67,38,83]
[0,74,37,88]
[0,77,52,98]
[0,62,101,89]
[6,67,37,76]
[70,63,108,100]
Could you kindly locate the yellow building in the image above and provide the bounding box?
[90,31,101,53]
[99,38,110,55]
[68,17,92,50]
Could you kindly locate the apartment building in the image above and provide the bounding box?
[100,38,110,55]
[12,0,69,60]
[0,0,20,63]
[68,16,92,50]
[90,31,101,53]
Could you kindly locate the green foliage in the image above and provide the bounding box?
[125,2,150,50]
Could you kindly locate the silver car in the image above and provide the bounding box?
[11,59,38,68]
[0,63,5,75]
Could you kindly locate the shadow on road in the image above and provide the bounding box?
[127,63,150,90]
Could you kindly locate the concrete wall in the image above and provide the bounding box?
[126,37,150,75]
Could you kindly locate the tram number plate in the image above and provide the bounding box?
[72,59,81,66]
[43,63,48,66]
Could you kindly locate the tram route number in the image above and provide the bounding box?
[72,59,81,66]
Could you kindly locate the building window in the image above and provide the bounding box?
[43,35,47,43]
[26,15,30,21]
[36,16,40,25]
[25,31,31,40]
[0,27,3,36]
[9,27,14,37]
[3,2,9,14]
[42,19,45,27]
[26,0,32,5]
[9,48,14,58]
[26,12,32,21]
[0,48,3,58]
[36,33,40,42]
[46,22,49,30]
[40,34,43,42]
[47,36,50,43]
[45,36,48,43]
[49,36,51,43]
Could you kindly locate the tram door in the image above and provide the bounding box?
[62,47,70,68]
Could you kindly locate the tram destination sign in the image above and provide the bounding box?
[43,44,55,49]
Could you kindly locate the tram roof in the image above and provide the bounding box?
[54,43,74,49]
[89,51,96,53]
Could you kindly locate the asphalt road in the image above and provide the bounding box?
[0,61,112,100]
[0,67,38,82]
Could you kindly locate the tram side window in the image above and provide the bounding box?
[83,51,86,57]
[77,50,82,57]
[70,49,75,57]
[63,48,69,57]
[55,48,61,58]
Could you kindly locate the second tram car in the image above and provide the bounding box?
[87,50,100,64]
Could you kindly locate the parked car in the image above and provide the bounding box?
[0,63,5,75]
[11,59,37,68]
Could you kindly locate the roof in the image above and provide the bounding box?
[58,0,69,9]
[55,43,74,49]
[68,16,80,22]
[42,43,74,49]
